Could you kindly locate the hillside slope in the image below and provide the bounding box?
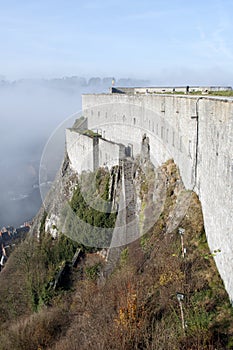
[0,160,232,350]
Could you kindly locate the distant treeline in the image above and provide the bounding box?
[0,76,150,89]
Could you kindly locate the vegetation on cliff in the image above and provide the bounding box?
[61,167,117,249]
[0,161,232,350]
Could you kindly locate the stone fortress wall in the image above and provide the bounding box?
[66,128,126,173]
[75,89,233,302]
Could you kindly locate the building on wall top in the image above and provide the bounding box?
[110,86,232,95]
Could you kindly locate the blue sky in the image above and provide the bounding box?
[1,0,233,84]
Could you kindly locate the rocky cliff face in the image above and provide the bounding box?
[30,153,79,239]
[31,128,190,279]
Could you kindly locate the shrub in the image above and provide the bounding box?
[0,307,69,350]
[85,263,101,280]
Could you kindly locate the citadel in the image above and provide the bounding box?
[65,86,233,302]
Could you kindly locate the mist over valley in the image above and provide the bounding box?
[0,76,148,227]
